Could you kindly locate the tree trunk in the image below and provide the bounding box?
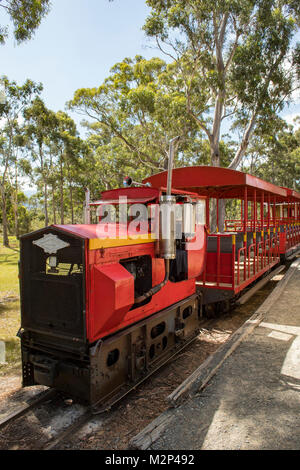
[209,141,224,231]
[211,143,221,167]
[60,154,64,224]
[228,112,256,170]
[210,199,226,233]
[1,187,9,247]
[218,199,225,232]
[70,185,74,224]
[13,163,19,239]
[66,162,74,224]
[44,183,49,227]
[13,203,19,239]
[52,186,56,224]
[38,144,49,227]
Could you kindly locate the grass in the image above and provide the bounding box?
[0,237,20,295]
[0,237,21,376]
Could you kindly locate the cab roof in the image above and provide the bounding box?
[91,185,203,205]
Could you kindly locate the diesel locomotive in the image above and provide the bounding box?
[18,163,300,409]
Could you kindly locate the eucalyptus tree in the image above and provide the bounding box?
[68,56,200,173]
[0,122,29,240]
[143,0,300,169]
[5,124,29,239]
[0,77,42,245]
[0,0,51,45]
[49,111,89,224]
[23,97,57,226]
[243,119,300,189]
[48,111,76,224]
[87,130,148,191]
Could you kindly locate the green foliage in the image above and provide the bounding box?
[0,77,43,244]
[0,183,32,234]
[0,76,43,118]
[23,98,93,226]
[68,55,205,176]
[242,119,300,190]
[144,0,300,168]
[0,0,51,44]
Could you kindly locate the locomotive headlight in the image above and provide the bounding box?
[49,256,58,268]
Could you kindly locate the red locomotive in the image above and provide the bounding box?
[18,164,300,408]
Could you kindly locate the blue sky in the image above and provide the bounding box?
[1,0,299,130]
[0,0,157,122]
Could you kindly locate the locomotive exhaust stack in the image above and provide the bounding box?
[135,137,179,302]
[158,136,179,260]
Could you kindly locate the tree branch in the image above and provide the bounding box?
[228,111,257,169]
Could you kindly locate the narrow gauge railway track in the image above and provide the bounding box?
[0,387,92,450]
[0,323,215,450]
[0,261,293,450]
[43,316,222,450]
[43,410,93,450]
[0,389,57,431]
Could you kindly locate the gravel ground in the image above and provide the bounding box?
[148,260,300,450]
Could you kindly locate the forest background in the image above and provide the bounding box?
[1,0,300,245]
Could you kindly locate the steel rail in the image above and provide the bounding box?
[43,410,93,450]
[0,388,57,431]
